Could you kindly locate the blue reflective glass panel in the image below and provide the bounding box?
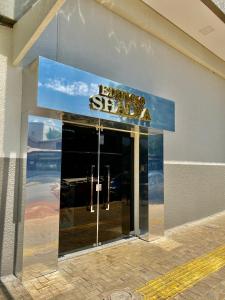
[23,115,62,278]
[37,57,175,131]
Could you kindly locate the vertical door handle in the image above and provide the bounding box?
[89,165,95,212]
[105,165,110,210]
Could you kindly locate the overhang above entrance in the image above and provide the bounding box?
[36,57,175,132]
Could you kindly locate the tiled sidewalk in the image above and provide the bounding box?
[2,211,225,299]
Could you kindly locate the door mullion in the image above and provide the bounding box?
[134,126,140,235]
[96,121,101,246]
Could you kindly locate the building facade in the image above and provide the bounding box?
[0,0,225,279]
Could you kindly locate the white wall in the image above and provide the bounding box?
[0,0,14,19]
[0,26,22,158]
[0,0,39,20]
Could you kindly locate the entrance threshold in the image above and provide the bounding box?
[58,236,138,262]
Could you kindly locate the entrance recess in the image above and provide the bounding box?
[59,121,134,255]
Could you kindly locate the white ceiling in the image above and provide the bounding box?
[142,0,225,61]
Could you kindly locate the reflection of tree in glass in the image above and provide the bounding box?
[46,128,62,140]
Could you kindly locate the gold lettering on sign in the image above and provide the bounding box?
[89,85,151,121]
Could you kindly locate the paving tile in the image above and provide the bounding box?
[2,212,225,299]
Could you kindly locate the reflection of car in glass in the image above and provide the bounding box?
[110,175,122,193]
[27,149,61,182]
[60,171,131,208]
[26,149,62,220]
[61,177,90,208]
[110,172,131,199]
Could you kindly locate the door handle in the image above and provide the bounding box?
[105,165,110,211]
[89,165,95,213]
[96,184,102,191]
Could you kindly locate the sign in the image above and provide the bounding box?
[37,57,175,131]
[90,85,151,121]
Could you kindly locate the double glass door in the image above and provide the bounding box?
[59,121,134,255]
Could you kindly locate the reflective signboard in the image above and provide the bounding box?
[37,57,175,131]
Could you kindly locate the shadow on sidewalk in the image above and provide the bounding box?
[0,282,14,300]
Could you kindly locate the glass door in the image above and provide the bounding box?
[59,120,134,256]
[98,128,134,245]
[59,123,99,254]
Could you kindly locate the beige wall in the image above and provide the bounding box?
[0,0,14,19]
[0,26,22,158]
[0,25,22,276]
[0,0,38,20]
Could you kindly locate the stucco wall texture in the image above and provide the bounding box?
[0,157,21,276]
[0,26,22,276]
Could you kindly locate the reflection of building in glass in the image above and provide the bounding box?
[29,122,44,141]
[27,150,61,176]
[28,122,61,150]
